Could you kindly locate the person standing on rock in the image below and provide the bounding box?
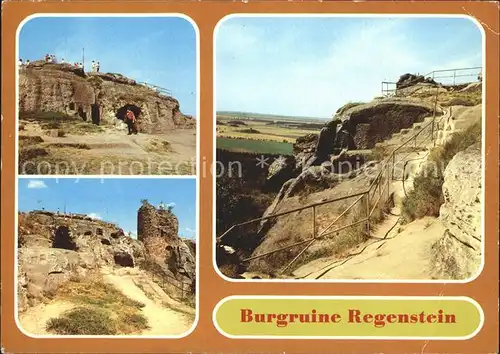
[97,61,100,72]
[125,109,138,135]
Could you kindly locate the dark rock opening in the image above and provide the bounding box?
[52,226,78,250]
[91,104,100,125]
[110,229,124,238]
[96,228,103,236]
[84,230,93,236]
[101,238,111,245]
[115,104,142,121]
[114,252,134,267]
[69,102,75,110]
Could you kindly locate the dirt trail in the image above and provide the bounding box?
[100,267,194,336]
[18,301,75,336]
[18,267,194,336]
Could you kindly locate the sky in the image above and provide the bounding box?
[19,16,197,116]
[216,16,483,118]
[18,178,197,239]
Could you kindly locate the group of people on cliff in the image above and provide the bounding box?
[91,60,101,73]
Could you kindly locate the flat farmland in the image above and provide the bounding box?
[216,113,325,143]
[217,137,294,155]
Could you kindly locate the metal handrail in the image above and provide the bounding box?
[382,66,482,96]
[219,87,450,275]
[137,81,173,96]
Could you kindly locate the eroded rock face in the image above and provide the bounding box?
[396,73,437,90]
[333,99,436,149]
[137,201,196,286]
[19,61,195,134]
[17,247,98,312]
[434,143,482,279]
[18,210,146,311]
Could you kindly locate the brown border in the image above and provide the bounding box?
[2,1,499,353]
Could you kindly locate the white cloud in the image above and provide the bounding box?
[87,213,102,220]
[27,180,47,189]
[166,202,176,208]
[185,227,195,233]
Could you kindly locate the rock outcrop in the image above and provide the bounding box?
[17,210,146,312]
[137,201,196,287]
[19,61,195,134]
[432,143,482,279]
[332,99,437,149]
[396,73,438,90]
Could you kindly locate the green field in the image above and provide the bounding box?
[217,137,294,155]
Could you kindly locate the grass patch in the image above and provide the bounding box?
[46,143,91,150]
[145,139,173,154]
[217,137,293,155]
[20,111,104,135]
[19,135,44,144]
[335,101,365,115]
[45,279,150,335]
[46,307,117,335]
[401,119,481,223]
[440,92,482,107]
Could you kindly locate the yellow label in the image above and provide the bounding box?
[214,296,483,339]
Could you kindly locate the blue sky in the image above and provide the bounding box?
[18,178,197,239]
[216,16,483,118]
[19,16,197,116]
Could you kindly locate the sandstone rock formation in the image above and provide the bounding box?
[137,201,196,287]
[432,143,482,279]
[18,210,146,312]
[19,61,195,134]
[396,73,437,90]
[332,99,436,149]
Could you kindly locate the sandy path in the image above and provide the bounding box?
[295,217,444,280]
[101,270,193,336]
[18,300,75,336]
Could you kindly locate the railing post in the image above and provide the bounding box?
[432,86,439,147]
[391,153,395,180]
[365,193,370,237]
[312,205,316,238]
[387,162,391,201]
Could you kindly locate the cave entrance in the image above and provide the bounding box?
[115,104,142,122]
[114,252,134,267]
[91,104,101,125]
[52,226,78,250]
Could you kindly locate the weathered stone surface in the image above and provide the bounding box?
[435,143,482,279]
[137,201,196,285]
[396,73,437,90]
[19,62,195,134]
[17,210,148,311]
[266,156,297,191]
[17,247,98,312]
[332,99,436,149]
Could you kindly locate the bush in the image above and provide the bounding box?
[401,119,481,223]
[46,307,117,335]
[122,313,150,331]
